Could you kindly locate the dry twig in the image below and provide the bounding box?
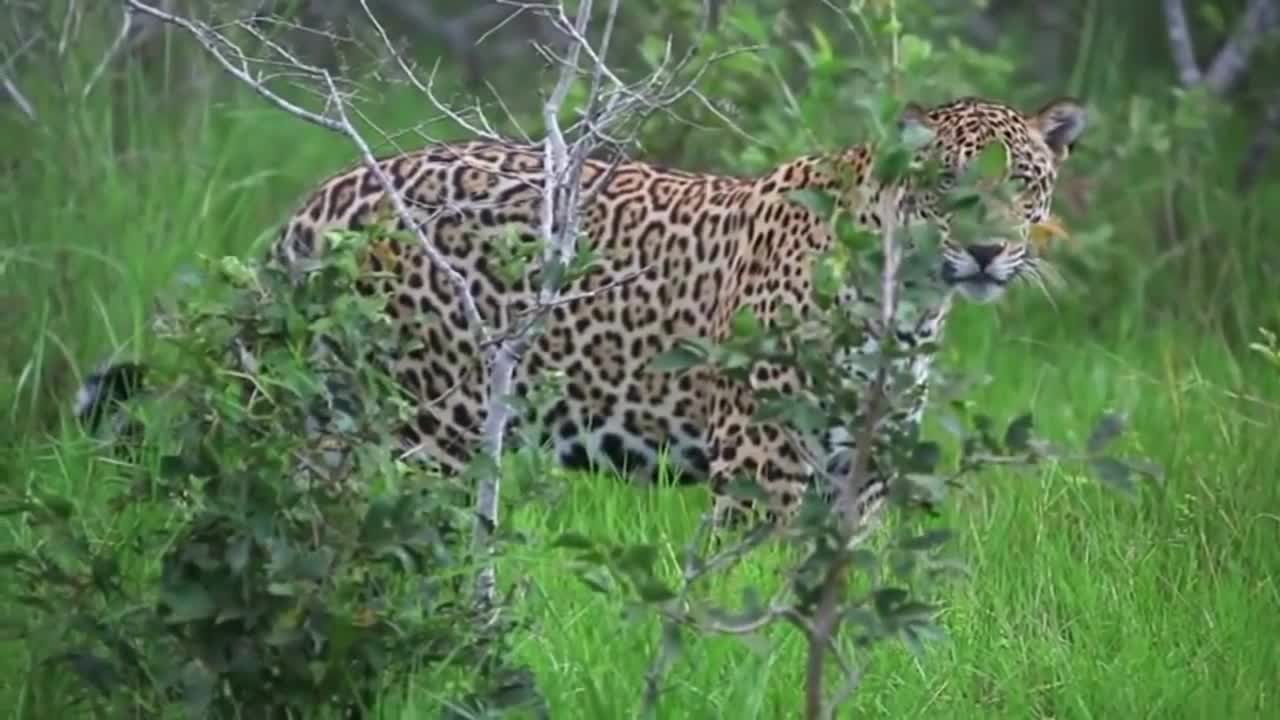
[121,0,718,613]
[1161,0,1280,187]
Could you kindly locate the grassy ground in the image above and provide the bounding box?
[2,83,1278,718]
[488,312,1280,719]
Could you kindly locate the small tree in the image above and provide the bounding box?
[1,229,540,717]
[550,3,1161,717]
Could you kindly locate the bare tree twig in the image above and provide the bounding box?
[804,180,909,720]
[1204,0,1280,95]
[1,32,40,121]
[1162,0,1203,86]
[822,645,866,720]
[1,33,41,77]
[1161,0,1280,186]
[474,0,628,609]
[83,6,133,98]
[1238,83,1280,189]
[703,0,725,32]
[124,0,495,350]
[57,0,80,59]
[1163,0,1280,94]
[0,69,36,120]
[123,0,344,132]
[357,0,498,140]
[132,0,730,646]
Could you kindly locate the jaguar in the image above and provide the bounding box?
[81,95,1086,530]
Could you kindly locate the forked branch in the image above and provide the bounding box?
[1160,0,1280,187]
[119,0,719,612]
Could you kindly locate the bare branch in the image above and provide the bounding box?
[703,0,725,32]
[0,69,36,121]
[1162,0,1203,86]
[371,0,554,84]
[474,0,616,609]
[57,0,80,59]
[1238,84,1280,189]
[356,0,498,139]
[123,0,345,132]
[1160,0,1280,186]
[125,0,724,623]
[124,0,490,351]
[1204,0,1280,95]
[1,32,40,120]
[1164,0,1280,94]
[83,6,133,98]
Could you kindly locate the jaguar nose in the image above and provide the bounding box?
[966,243,1004,269]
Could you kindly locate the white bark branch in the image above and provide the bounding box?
[1238,83,1280,189]
[83,6,133,98]
[0,69,36,121]
[1162,0,1202,86]
[1204,0,1280,95]
[123,0,344,132]
[121,0,719,615]
[1163,0,1279,94]
[1161,0,1280,189]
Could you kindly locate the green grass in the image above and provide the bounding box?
[486,313,1280,719]
[3,70,1279,719]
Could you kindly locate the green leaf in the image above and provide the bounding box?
[0,502,36,517]
[753,394,828,435]
[1087,412,1129,454]
[898,33,933,69]
[177,658,217,717]
[0,550,29,567]
[900,121,936,151]
[872,587,909,617]
[1004,413,1035,453]
[891,600,941,625]
[811,254,844,303]
[266,581,298,597]
[902,473,948,504]
[972,142,1009,181]
[38,494,74,520]
[906,441,942,473]
[732,6,768,43]
[226,537,251,575]
[787,188,838,219]
[898,529,953,552]
[58,652,120,696]
[295,549,333,580]
[575,569,613,595]
[649,339,710,373]
[730,306,761,339]
[874,146,914,185]
[161,584,217,624]
[724,476,771,504]
[615,544,659,575]
[551,532,595,551]
[849,549,879,572]
[1089,456,1137,495]
[636,581,676,604]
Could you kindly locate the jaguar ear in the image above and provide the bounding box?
[1032,98,1086,159]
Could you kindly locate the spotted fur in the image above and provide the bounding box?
[270,96,1086,527]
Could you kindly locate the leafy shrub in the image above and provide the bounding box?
[552,8,1161,715]
[1,228,538,718]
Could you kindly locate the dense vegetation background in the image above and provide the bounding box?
[1,1,1278,717]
